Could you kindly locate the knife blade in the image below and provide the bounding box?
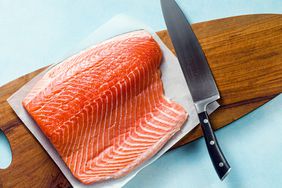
[161,0,231,180]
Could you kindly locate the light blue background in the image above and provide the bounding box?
[0,0,281,187]
[1,0,282,86]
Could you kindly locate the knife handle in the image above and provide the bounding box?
[198,111,231,180]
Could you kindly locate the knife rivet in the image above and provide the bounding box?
[203,119,208,123]
[210,140,215,145]
[219,162,224,167]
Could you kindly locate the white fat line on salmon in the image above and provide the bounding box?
[132,121,162,139]
[73,109,86,173]
[92,98,104,168]
[155,106,180,121]
[101,91,110,162]
[145,117,171,131]
[111,149,147,158]
[151,111,178,126]
[135,62,143,137]
[63,117,74,165]
[123,78,128,160]
[81,104,94,173]
[89,102,99,169]
[97,158,137,168]
[133,67,138,159]
[138,121,164,136]
[117,81,123,153]
[60,122,69,156]
[97,154,138,166]
[82,102,94,173]
[125,132,158,142]
[159,100,184,115]
[122,139,155,148]
[127,71,134,152]
[60,118,75,155]
[146,117,172,131]
[66,115,79,167]
[112,85,119,160]
[108,88,114,149]
[77,108,88,173]
[79,99,98,173]
[91,157,132,171]
[80,163,119,177]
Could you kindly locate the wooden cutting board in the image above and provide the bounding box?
[0,14,281,187]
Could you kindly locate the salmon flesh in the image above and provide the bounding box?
[23,30,188,184]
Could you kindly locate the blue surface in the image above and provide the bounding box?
[0,0,281,187]
[0,131,12,169]
[0,0,282,86]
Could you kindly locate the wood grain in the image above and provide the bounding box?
[0,14,281,187]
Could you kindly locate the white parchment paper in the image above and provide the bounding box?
[7,15,219,188]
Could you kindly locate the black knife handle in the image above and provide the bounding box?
[198,111,231,180]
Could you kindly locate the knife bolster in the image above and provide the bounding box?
[194,95,220,113]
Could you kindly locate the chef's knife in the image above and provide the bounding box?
[161,0,231,180]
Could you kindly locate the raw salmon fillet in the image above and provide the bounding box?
[23,30,188,184]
